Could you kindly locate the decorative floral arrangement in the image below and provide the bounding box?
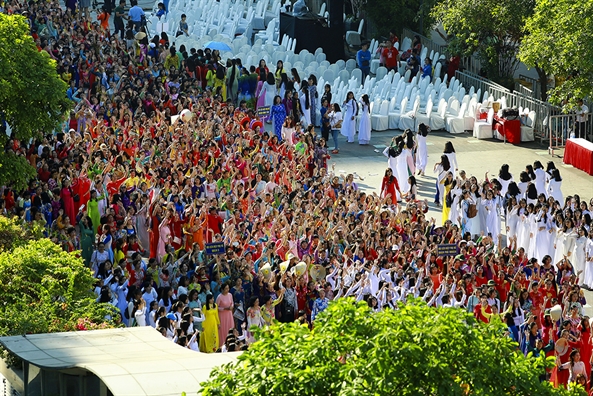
[74,317,113,331]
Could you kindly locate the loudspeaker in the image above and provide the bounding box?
[329,0,344,30]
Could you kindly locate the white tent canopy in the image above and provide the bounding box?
[0,327,240,396]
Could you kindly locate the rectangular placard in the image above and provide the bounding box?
[437,243,458,257]
[256,106,270,117]
[205,242,226,255]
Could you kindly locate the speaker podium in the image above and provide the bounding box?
[279,0,344,63]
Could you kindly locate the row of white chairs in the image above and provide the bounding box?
[474,106,536,142]
[158,0,535,140]
[151,0,247,39]
[290,51,536,140]
[150,0,286,44]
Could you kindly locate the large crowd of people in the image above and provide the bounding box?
[2,0,593,391]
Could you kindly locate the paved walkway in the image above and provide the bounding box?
[327,129,592,223]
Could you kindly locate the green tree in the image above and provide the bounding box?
[431,0,536,90]
[519,0,593,107]
[0,154,38,204]
[200,299,583,396]
[0,215,43,253]
[0,224,118,363]
[364,0,437,38]
[0,14,70,190]
[0,237,119,335]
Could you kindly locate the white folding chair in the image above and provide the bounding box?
[371,99,390,131]
[473,107,494,139]
[399,96,420,131]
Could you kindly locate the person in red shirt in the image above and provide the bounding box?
[461,274,473,296]
[528,280,545,327]
[381,41,399,71]
[296,276,309,312]
[474,294,492,323]
[170,211,186,250]
[389,31,399,45]
[38,163,51,182]
[541,278,557,309]
[447,55,461,80]
[380,168,402,203]
[97,7,110,35]
[474,265,488,287]
[126,257,140,287]
[206,206,224,242]
[493,269,510,303]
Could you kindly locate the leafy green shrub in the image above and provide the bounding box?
[200,298,584,396]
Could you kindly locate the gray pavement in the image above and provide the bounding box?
[328,129,593,224]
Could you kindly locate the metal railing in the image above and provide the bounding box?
[548,113,593,157]
[509,95,554,142]
[514,82,534,99]
[516,74,541,101]
[401,28,447,56]
[460,70,510,91]
[399,29,593,152]
[455,70,511,103]
[399,28,552,104]
[455,70,558,143]
[461,55,482,76]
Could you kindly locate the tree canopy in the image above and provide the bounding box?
[364,0,437,38]
[0,217,117,363]
[519,0,593,107]
[0,14,70,190]
[199,298,583,396]
[431,0,535,87]
[0,153,38,199]
[0,215,43,253]
[0,14,70,140]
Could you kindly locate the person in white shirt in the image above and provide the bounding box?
[328,103,343,154]
[134,299,147,326]
[172,301,184,328]
[187,331,200,351]
[142,284,158,308]
[91,243,110,276]
[204,173,218,199]
[127,289,142,327]
[562,349,588,384]
[159,313,176,339]
[149,306,166,328]
[575,99,589,139]
[177,276,190,297]
[37,138,49,156]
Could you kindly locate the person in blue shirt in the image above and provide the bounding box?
[66,81,80,103]
[147,42,158,59]
[128,0,145,31]
[311,289,329,321]
[356,42,371,81]
[176,13,189,37]
[155,2,166,19]
[319,99,330,142]
[421,57,433,82]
